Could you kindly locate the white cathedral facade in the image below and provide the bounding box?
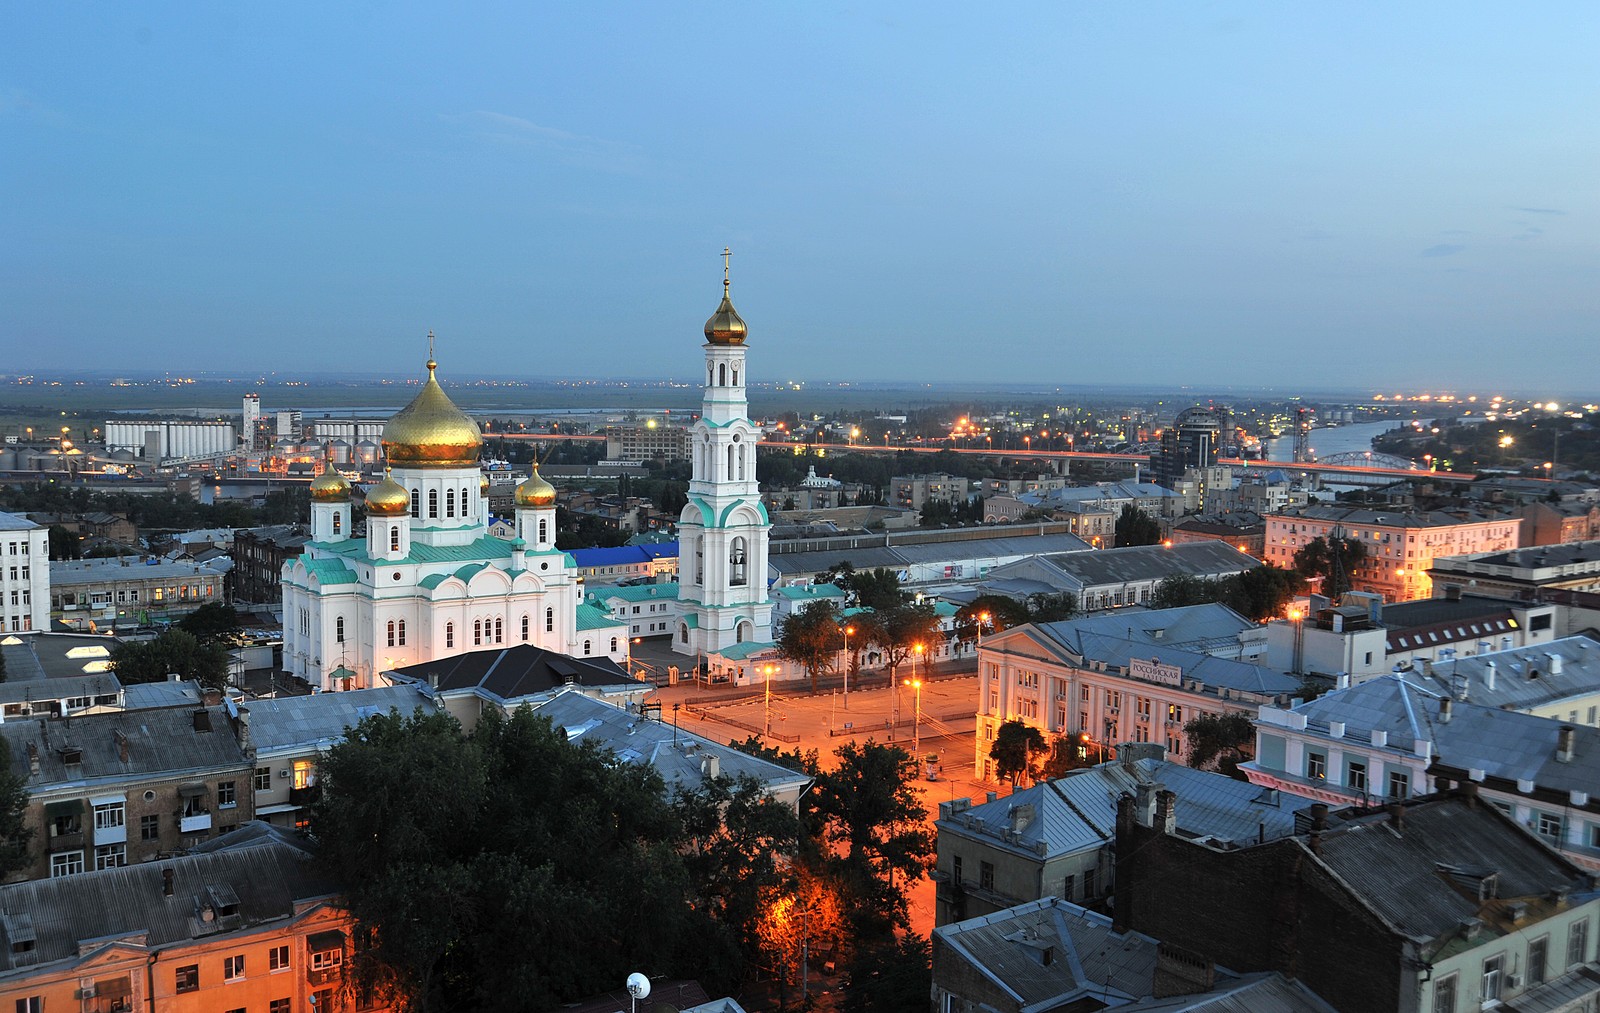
[281,350,627,692]
[675,254,775,656]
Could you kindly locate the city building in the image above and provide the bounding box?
[766,523,1093,589]
[933,743,1317,925]
[1242,674,1600,872]
[932,896,1339,1013]
[1152,406,1226,490]
[1522,500,1600,547]
[103,420,238,460]
[985,541,1261,613]
[0,511,48,635]
[1169,512,1266,558]
[975,607,1302,780]
[0,825,384,1012]
[891,473,972,514]
[1114,788,1600,1013]
[604,422,692,463]
[382,645,647,729]
[241,392,262,451]
[674,260,774,656]
[1262,505,1521,602]
[568,542,679,585]
[3,700,254,882]
[229,524,311,605]
[1429,540,1600,602]
[49,556,226,630]
[590,582,680,639]
[280,348,626,691]
[770,581,847,620]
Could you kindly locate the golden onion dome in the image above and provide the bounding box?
[382,355,483,468]
[515,464,557,508]
[309,461,351,502]
[364,471,412,516]
[703,249,747,345]
[479,472,490,493]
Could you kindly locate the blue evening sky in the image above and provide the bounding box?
[3,4,1596,390]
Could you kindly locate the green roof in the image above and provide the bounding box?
[301,558,358,585]
[682,614,699,629]
[595,583,681,603]
[575,603,621,631]
[775,583,845,601]
[318,534,520,567]
[714,641,777,661]
[933,601,960,617]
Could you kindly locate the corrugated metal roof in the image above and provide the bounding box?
[2,704,249,790]
[998,542,1258,591]
[244,685,441,752]
[1114,972,1338,1013]
[1036,603,1256,658]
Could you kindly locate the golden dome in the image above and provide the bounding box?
[479,472,490,493]
[515,464,557,508]
[703,247,747,345]
[364,471,412,516]
[309,461,351,502]
[382,355,483,468]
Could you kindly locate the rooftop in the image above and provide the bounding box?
[1,703,249,791]
[49,556,227,585]
[386,644,645,705]
[1034,602,1257,658]
[994,541,1260,591]
[243,684,442,753]
[0,511,41,532]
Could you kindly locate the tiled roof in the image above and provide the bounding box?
[387,645,643,703]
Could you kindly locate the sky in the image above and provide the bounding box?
[3,4,1596,391]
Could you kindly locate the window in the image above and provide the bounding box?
[397,619,406,646]
[335,616,344,643]
[1571,918,1590,967]
[1388,770,1410,800]
[255,766,272,791]
[141,814,160,840]
[446,488,456,518]
[1306,752,1326,780]
[521,615,530,641]
[218,781,236,808]
[952,855,963,884]
[1537,811,1563,842]
[270,943,290,970]
[1347,761,1367,794]
[428,489,438,518]
[50,851,84,877]
[611,637,619,653]
[1529,936,1548,985]
[979,861,995,891]
[1063,874,1075,900]
[1432,974,1456,1013]
[1481,954,1503,1002]
[1084,866,1097,897]
[310,946,344,972]
[15,999,42,1013]
[583,639,592,656]
[224,954,245,980]
[175,964,199,993]
[94,843,126,869]
[538,517,548,543]
[546,608,555,633]
[387,620,396,647]
[93,801,125,831]
[389,527,400,552]
[332,512,342,535]
[271,1001,291,1013]
[474,618,483,646]
[293,760,315,790]
[493,617,502,644]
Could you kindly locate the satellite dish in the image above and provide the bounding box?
[627,973,651,1000]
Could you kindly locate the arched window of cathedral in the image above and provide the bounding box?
[736,620,750,644]
[462,487,470,515]
[445,622,455,649]
[397,619,406,646]
[545,608,555,633]
[494,617,503,644]
[474,619,483,646]
[583,639,592,656]
[410,490,420,518]
[335,616,344,643]
[386,620,396,648]
[718,362,727,386]
[680,623,689,644]
[446,488,455,518]
[389,527,400,552]
[728,444,735,478]
[333,513,342,535]
[731,367,739,386]
[428,489,438,518]
[708,364,715,386]
[538,518,548,543]
[738,444,746,480]
[610,637,619,653]
[730,537,748,587]
[521,615,529,641]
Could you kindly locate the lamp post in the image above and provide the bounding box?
[763,662,777,739]
[841,624,855,705]
[975,610,991,657]
[905,676,924,757]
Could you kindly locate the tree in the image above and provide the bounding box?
[952,594,1030,645]
[47,524,81,560]
[811,740,935,933]
[1114,504,1161,547]
[854,601,940,682]
[1230,565,1305,621]
[1149,573,1220,610]
[841,935,931,1013]
[1039,734,1091,780]
[1183,712,1256,777]
[1293,535,1368,598]
[751,863,845,1005]
[0,749,32,878]
[1025,592,1078,623]
[109,630,231,690]
[989,719,1048,786]
[822,564,907,612]
[177,601,243,645]
[775,600,844,693]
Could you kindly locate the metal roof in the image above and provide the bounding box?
[996,542,1259,591]
[243,684,441,753]
[1035,603,1256,658]
[766,532,1094,578]
[1113,973,1338,1013]
[1405,636,1600,711]
[387,645,643,704]
[2,704,249,790]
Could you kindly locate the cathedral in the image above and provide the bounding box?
[674,252,775,656]
[281,345,626,692]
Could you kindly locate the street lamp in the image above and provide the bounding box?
[840,624,856,704]
[975,611,991,657]
[905,676,924,756]
[762,662,778,738]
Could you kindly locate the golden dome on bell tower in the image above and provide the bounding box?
[309,458,351,501]
[364,470,411,516]
[703,247,748,346]
[515,463,557,507]
[382,335,484,469]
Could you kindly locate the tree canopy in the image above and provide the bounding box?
[109,629,231,690]
[1114,504,1162,547]
[989,719,1048,786]
[1148,565,1305,621]
[854,601,941,681]
[775,600,844,693]
[1293,535,1368,598]
[952,594,1030,644]
[820,563,907,612]
[1182,711,1256,777]
[0,749,32,879]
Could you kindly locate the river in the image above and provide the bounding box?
[1263,419,1409,464]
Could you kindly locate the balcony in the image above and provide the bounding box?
[290,784,322,807]
[179,813,212,834]
[49,830,86,851]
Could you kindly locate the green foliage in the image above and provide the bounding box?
[1149,565,1305,621]
[776,600,844,693]
[919,494,985,527]
[47,524,81,560]
[1039,734,1091,780]
[953,594,1030,643]
[313,706,747,1011]
[0,749,32,878]
[1182,711,1256,777]
[1114,504,1162,547]
[989,719,1048,785]
[811,740,935,934]
[841,935,931,1013]
[853,601,940,680]
[1025,592,1078,623]
[1293,536,1368,598]
[176,601,243,645]
[820,563,907,612]
[109,630,231,690]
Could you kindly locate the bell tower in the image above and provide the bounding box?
[675,249,773,656]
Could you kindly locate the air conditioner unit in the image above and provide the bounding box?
[77,986,97,999]
[1505,973,1522,990]
[279,769,291,778]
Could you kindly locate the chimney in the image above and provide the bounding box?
[162,868,175,897]
[1421,658,1434,678]
[1336,673,1350,690]
[26,742,39,776]
[201,687,222,707]
[1548,653,1563,675]
[1136,782,1162,827]
[1439,698,1453,724]
[1009,803,1036,835]
[1485,661,1496,691]
[192,709,211,733]
[700,754,720,780]
[234,707,253,754]
[1557,725,1576,763]
[1155,789,1178,834]
[1387,802,1405,831]
[1458,779,1479,807]
[114,728,130,764]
